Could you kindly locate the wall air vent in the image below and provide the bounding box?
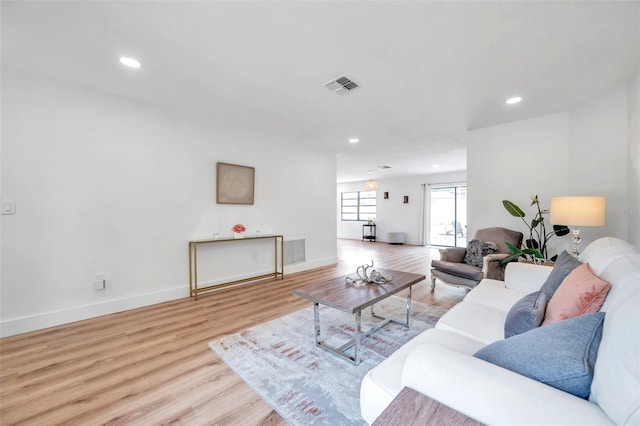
[284,239,306,265]
[323,75,359,95]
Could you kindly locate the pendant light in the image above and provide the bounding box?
[364,179,378,191]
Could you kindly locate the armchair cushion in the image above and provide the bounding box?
[430,227,523,290]
[440,247,467,263]
[464,240,499,268]
[474,227,524,254]
[484,253,511,281]
[430,260,484,281]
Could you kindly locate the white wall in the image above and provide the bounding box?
[628,64,640,248]
[0,71,337,337]
[468,111,570,258]
[337,172,466,245]
[569,86,629,242]
[469,84,635,258]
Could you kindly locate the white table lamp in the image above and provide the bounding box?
[550,196,606,258]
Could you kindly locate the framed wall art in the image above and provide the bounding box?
[216,162,255,205]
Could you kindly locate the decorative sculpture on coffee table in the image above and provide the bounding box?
[345,260,394,286]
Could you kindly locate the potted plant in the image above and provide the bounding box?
[501,195,570,263]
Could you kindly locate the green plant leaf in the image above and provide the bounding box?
[553,225,570,237]
[505,241,522,253]
[502,200,525,218]
[521,248,544,258]
[499,253,521,265]
[500,241,544,265]
[525,239,540,249]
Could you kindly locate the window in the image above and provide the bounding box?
[341,191,376,221]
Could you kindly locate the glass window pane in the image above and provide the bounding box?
[342,192,358,200]
[340,191,377,222]
[429,185,467,247]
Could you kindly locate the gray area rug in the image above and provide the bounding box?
[209,296,446,425]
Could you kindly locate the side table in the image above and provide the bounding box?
[372,387,484,425]
[362,224,376,242]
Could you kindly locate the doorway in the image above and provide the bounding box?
[429,185,467,247]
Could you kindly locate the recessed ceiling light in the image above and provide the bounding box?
[505,96,522,105]
[433,164,440,168]
[119,56,141,69]
[348,138,359,143]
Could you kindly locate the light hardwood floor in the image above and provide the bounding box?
[0,239,467,425]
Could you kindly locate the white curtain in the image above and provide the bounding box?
[420,183,428,246]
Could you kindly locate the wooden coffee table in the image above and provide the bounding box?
[293,269,425,365]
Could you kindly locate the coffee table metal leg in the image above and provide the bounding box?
[314,302,360,365]
[314,302,321,346]
[406,286,412,326]
[371,287,412,327]
[354,310,361,365]
[313,288,413,365]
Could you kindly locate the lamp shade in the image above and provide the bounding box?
[550,196,606,226]
[364,179,378,191]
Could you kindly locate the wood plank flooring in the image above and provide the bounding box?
[0,239,467,425]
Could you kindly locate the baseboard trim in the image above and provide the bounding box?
[0,256,339,338]
[0,287,187,338]
[285,256,338,274]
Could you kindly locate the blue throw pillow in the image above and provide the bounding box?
[540,251,582,300]
[474,312,605,398]
[504,291,547,338]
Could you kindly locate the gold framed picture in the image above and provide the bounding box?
[216,162,255,205]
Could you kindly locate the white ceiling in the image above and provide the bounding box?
[2,1,639,182]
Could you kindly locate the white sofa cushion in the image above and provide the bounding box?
[462,278,528,311]
[435,277,540,344]
[590,283,640,424]
[579,238,640,424]
[504,261,553,293]
[436,302,508,345]
[360,328,484,424]
[401,344,615,425]
[580,237,636,275]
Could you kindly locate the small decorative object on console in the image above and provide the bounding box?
[232,223,246,238]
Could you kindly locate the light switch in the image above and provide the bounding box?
[2,200,15,215]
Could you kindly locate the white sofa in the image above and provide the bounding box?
[360,237,640,425]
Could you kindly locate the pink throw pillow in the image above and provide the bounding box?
[542,263,611,325]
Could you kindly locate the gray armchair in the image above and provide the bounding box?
[430,227,524,291]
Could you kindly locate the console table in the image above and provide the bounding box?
[188,234,284,300]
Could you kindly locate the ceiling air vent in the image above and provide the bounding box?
[323,75,359,95]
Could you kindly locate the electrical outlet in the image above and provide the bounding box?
[94,273,106,291]
[2,200,15,215]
